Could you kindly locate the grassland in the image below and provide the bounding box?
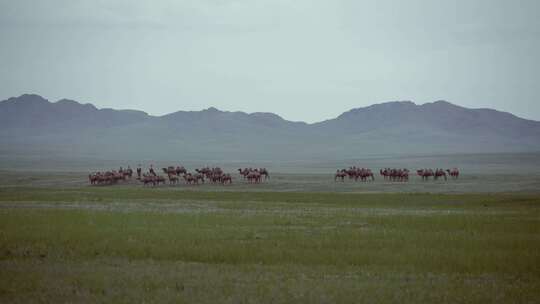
[0,184,539,303]
[1,170,540,193]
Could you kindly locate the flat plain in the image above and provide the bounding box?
[1,153,539,303]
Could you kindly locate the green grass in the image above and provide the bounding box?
[0,187,539,303]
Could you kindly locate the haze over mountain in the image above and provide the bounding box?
[1,94,539,162]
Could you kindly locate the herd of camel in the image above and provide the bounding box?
[147,166,233,186]
[335,167,460,182]
[89,165,460,186]
[88,169,133,185]
[89,166,270,186]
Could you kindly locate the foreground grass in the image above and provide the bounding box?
[0,187,539,303]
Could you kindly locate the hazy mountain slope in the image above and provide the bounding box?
[314,100,540,136]
[0,94,149,135]
[1,94,539,161]
[313,100,540,148]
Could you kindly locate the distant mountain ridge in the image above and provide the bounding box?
[1,94,539,161]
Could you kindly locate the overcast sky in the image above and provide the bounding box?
[1,0,539,122]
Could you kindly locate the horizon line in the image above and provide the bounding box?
[1,93,536,124]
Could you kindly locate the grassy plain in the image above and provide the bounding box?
[0,183,539,303]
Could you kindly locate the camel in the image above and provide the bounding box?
[175,166,187,175]
[194,173,205,184]
[417,169,434,181]
[155,175,166,185]
[334,167,374,182]
[209,173,221,183]
[381,168,409,182]
[259,168,269,179]
[335,170,347,182]
[247,171,261,183]
[399,169,410,182]
[196,167,211,176]
[434,169,447,181]
[167,173,179,185]
[88,174,97,185]
[380,169,388,180]
[162,167,176,176]
[119,168,133,179]
[221,174,233,184]
[141,174,156,186]
[364,170,375,182]
[88,171,123,185]
[183,173,198,185]
[446,168,459,179]
[238,168,250,179]
[238,168,268,183]
[357,168,374,182]
[205,167,223,179]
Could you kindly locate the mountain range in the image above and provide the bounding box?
[1,94,539,161]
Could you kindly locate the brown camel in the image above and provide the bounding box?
[334,170,347,182]
[247,171,261,183]
[167,173,179,185]
[446,168,459,179]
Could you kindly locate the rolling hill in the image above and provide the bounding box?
[1,94,539,161]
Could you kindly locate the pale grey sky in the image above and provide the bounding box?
[1,0,539,122]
